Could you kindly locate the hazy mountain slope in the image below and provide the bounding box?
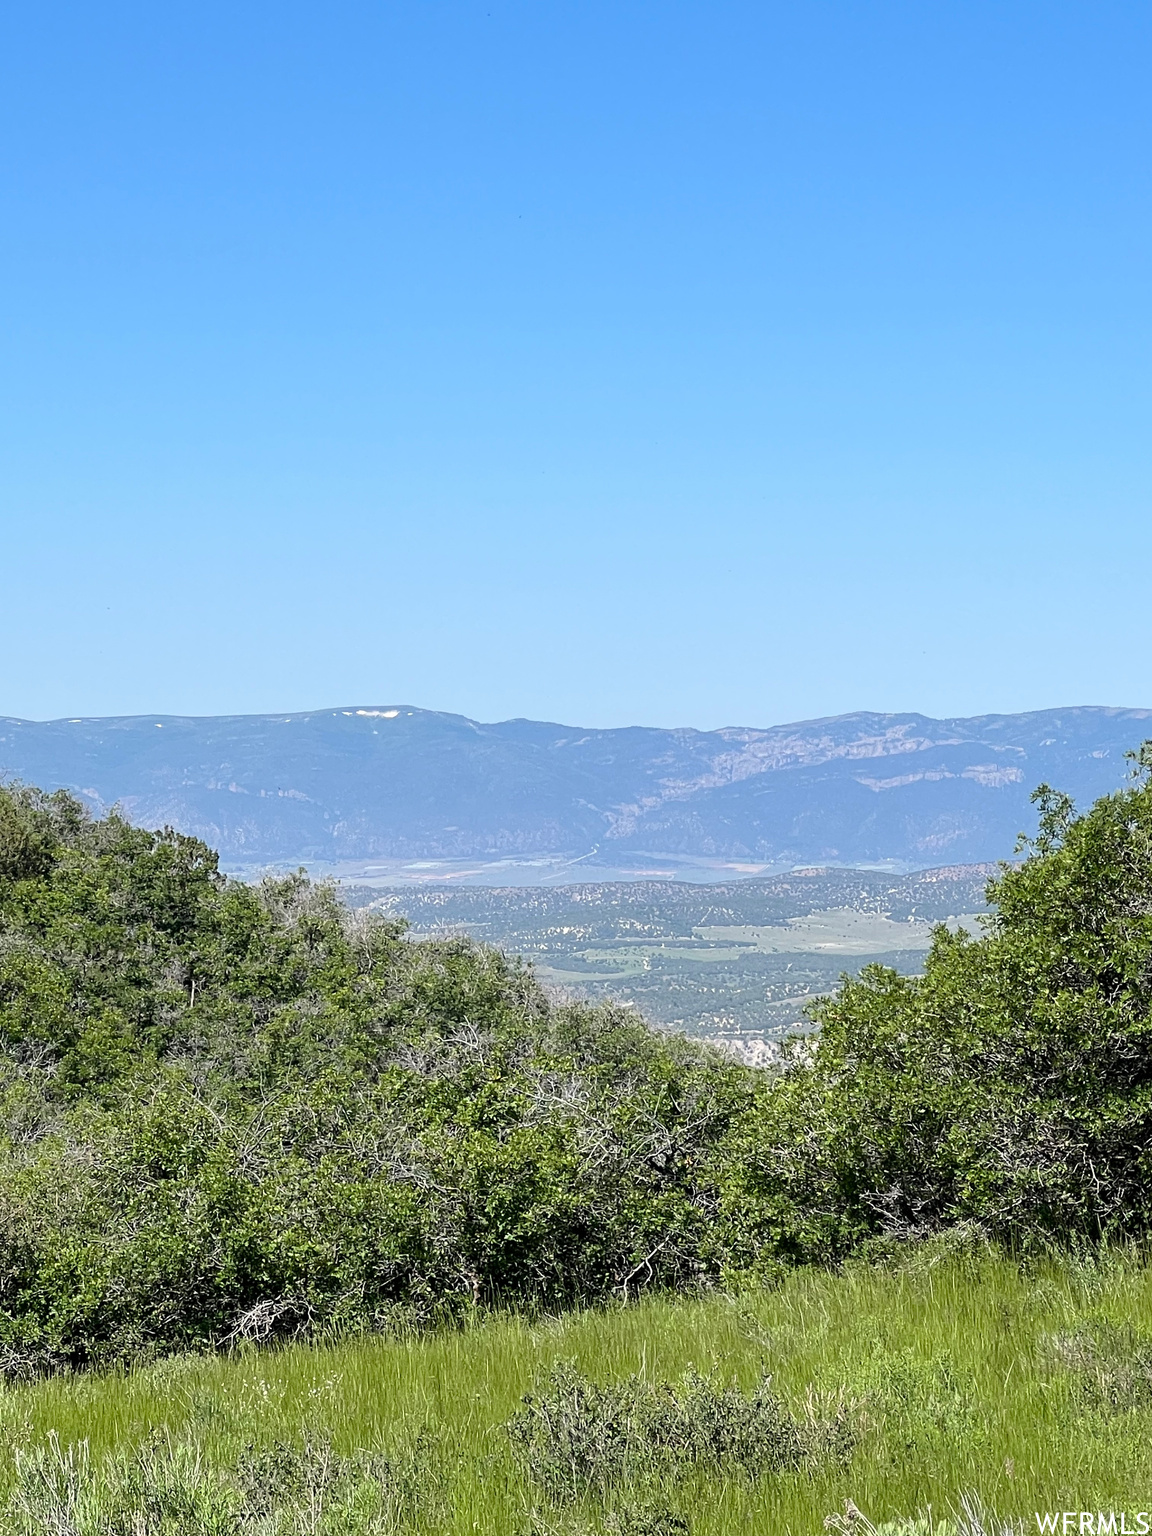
[0,703,1147,866]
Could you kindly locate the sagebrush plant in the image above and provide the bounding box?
[823,1492,1020,1535]
[1042,1315,1152,1411]
[2,1428,439,1535]
[506,1359,849,1500]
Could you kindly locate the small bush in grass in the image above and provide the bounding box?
[1045,1316,1152,1410]
[507,1359,848,1501]
[236,1434,439,1533]
[6,1433,240,1536]
[604,1504,692,1536]
[844,1346,986,1464]
[528,1503,692,1536]
[824,1492,1019,1535]
[3,1429,439,1535]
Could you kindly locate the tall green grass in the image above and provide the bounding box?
[3,1242,1151,1533]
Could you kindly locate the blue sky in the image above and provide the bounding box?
[2,1,1150,728]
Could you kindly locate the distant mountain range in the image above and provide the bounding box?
[0,704,1149,870]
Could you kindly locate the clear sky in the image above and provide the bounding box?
[2,1,1150,729]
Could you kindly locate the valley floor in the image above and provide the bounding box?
[353,865,992,1045]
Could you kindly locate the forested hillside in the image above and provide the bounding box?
[3,755,1152,1374]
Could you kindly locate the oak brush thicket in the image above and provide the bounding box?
[3,752,1152,1371]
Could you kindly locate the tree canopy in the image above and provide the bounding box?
[0,784,749,1371]
[720,750,1152,1263]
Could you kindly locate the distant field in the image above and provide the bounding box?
[5,1246,1149,1534]
[348,865,994,1050]
[697,908,986,955]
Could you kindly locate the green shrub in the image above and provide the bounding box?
[2,1429,437,1535]
[823,1495,1017,1536]
[506,1360,847,1501]
[1044,1316,1152,1411]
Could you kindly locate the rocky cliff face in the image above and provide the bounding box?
[1,703,1147,867]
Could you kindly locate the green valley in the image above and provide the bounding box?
[350,867,991,1052]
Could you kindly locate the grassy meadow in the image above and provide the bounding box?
[5,1244,1152,1534]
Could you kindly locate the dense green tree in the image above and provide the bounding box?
[718,748,1152,1260]
[0,783,749,1369]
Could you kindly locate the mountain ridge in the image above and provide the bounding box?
[0,703,1148,869]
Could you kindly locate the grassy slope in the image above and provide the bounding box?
[4,1248,1151,1533]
